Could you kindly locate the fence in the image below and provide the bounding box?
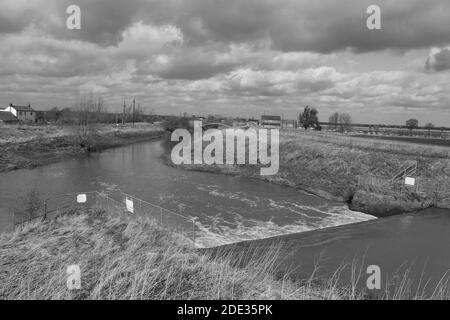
[96,192,196,245]
[12,191,197,246]
[357,175,392,192]
[12,191,98,227]
[357,174,450,203]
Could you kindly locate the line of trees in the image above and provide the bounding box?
[405,119,435,130]
[328,112,353,133]
[298,106,353,133]
[405,119,439,136]
[38,93,152,126]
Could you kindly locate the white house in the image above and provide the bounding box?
[1,103,36,123]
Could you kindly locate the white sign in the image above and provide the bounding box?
[66,265,81,290]
[77,194,87,203]
[126,197,134,213]
[405,177,416,186]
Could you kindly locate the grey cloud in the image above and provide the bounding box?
[2,0,450,53]
[179,0,450,53]
[426,47,450,71]
[0,33,113,78]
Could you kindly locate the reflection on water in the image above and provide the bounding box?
[0,140,374,245]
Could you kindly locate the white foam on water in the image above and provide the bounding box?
[313,205,376,229]
[268,200,325,218]
[192,205,376,248]
[193,217,312,248]
[197,185,259,207]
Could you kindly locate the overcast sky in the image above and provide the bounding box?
[0,0,449,125]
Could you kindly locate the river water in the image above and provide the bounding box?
[0,140,373,246]
[223,208,450,295]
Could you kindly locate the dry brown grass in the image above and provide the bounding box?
[278,131,450,198]
[0,123,161,145]
[282,130,450,159]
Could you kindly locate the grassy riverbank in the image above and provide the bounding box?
[163,130,450,217]
[0,123,164,172]
[0,207,359,300]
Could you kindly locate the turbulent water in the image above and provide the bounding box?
[0,140,374,244]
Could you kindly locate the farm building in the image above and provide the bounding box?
[261,115,281,128]
[0,111,19,124]
[1,103,37,123]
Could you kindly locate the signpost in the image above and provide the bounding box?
[77,194,87,203]
[126,197,134,214]
[404,177,415,186]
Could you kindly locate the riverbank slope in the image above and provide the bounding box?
[0,123,164,172]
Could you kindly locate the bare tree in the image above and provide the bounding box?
[134,103,147,122]
[74,92,105,139]
[94,96,104,114]
[425,122,435,136]
[328,112,339,130]
[338,113,352,133]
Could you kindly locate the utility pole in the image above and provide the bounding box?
[132,98,135,127]
[122,101,125,125]
[138,103,141,123]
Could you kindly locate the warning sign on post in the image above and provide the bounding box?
[77,194,87,203]
[125,197,134,213]
[404,177,416,186]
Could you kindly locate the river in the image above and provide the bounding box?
[217,207,450,296]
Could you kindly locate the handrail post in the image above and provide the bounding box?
[43,199,48,220]
[192,219,195,248]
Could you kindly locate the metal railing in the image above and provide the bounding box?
[95,191,196,245]
[12,191,98,227]
[12,191,197,246]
